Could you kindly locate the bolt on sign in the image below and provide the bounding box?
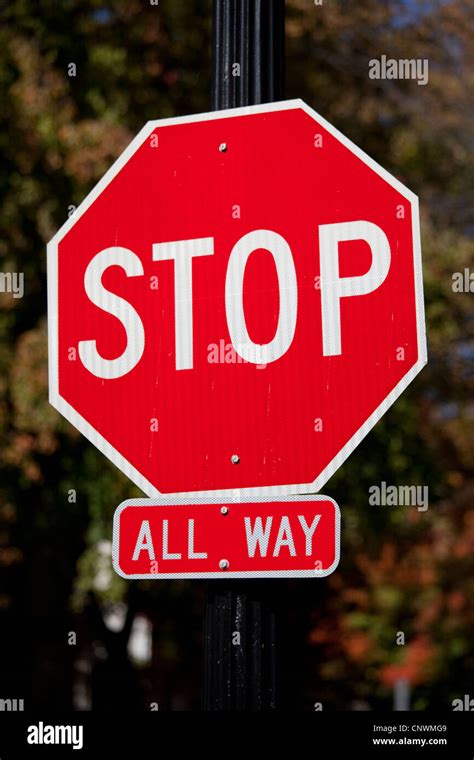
[113,496,340,579]
[48,99,426,501]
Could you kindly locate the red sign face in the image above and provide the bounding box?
[48,100,426,497]
[113,496,339,579]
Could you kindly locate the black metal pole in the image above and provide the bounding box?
[203,0,285,712]
[211,0,285,110]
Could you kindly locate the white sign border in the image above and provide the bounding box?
[48,99,427,499]
[112,494,340,579]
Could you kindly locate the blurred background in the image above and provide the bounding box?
[0,0,472,711]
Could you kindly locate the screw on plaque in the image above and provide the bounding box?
[219,143,227,152]
[231,454,240,464]
[219,559,229,570]
[220,506,229,515]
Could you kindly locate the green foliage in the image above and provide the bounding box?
[0,0,472,709]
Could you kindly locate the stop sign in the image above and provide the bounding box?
[48,99,426,497]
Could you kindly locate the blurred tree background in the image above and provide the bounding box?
[0,0,472,711]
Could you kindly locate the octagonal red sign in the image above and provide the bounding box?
[48,99,426,497]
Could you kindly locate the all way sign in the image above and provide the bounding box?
[113,496,340,579]
[48,99,426,497]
